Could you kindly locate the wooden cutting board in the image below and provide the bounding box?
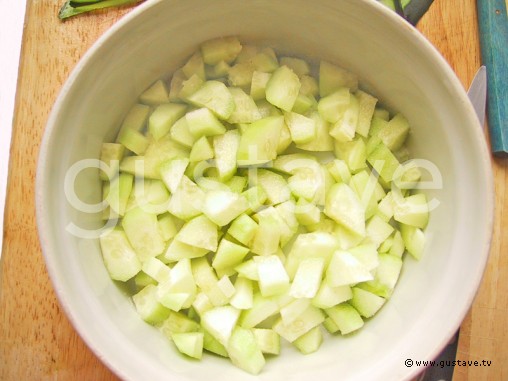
[0,1,506,380]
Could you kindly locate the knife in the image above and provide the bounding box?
[468,66,488,128]
[477,0,508,156]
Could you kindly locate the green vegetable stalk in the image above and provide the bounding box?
[59,0,145,19]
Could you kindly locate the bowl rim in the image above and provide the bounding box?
[35,0,495,380]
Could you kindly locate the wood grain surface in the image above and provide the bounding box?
[0,1,506,380]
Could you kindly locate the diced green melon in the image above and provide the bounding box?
[235,259,259,281]
[203,189,249,226]
[279,56,309,77]
[358,253,403,298]
[377,113,410,151]
[175,215,218,251]
[294,198,321,226]
[203,329,229,357]
[290,258,325,299]
[227,62,255,89]
[251,169,290,205]
[273,305,325,342]
[400,223,425,259]
[366,214,395,248]
[317,87,350,123]
[216,275,236,299]
[324,183,365,237]
[299,74,319,97]
[212,238,250,270]
[116,103,150,141]
[213,129,240,181]
[238,291,280,328]
[187,81,235,120]
[242,185,267,213]
[226,175,247,193]
[142,257,170,283]
[326,159,351,183]
[139,79,169,106]
[118,127,150,155]
[185,107,227,139]
[230,277,254,310]
[312,282,352,309]
[284,111,316,145]
[169,116,196,148]
[157,259,197,310]
[329,94,359,142]
[355,90,378,137]
[132,284,171,325]
[250,214,281,255]
[227,213,258,246]
[252,328,280,355]
[125,179,170,215]
[265,65,301,111]
[334,138,367,173]
[122,207,166,261]
[105,172,133,216]
[297,111,334,152]
[134,271,157,291]
[279,298,310,326]
[288,167,323,203]
[201,305,240,347]
[179,74,205,100]
[377,191,395,221]
[189,136,214,162]
[191,257,230,307]
[164,239,209,262]
[326,250,373,287]
[205,60,230,80]
[319,61,358,97]
[227,326,266,375]
[160,310,201,338]
[322,316,340,334]
[172,332,204,360]
[100,143,125,181]
[349,287,385,318]
[393,193,429,229]
[348,242,379,271]
[250,71,271,100]
[148,103,187,141]
[293,326,323,354]
[201,36,242,65]
[167,176,205,220]
[228,87,262,124]
[237,116,284,165]
[373,107,390,121]
[182,52,206,80]
[367,142,400,183]
[285,232,339,279]
[99,228,141,282]
[325,303,364,334]
[389,230,405,257]
[255,255,290,297]
[292,93,316,114]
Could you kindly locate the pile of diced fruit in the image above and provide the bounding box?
[99,36,428,374]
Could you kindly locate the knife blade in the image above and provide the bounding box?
[467,65,488,128]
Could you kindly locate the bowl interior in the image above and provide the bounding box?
[37,0,493,380]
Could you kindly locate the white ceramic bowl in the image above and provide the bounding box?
[36,0,494,380]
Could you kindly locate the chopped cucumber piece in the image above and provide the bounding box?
[325,303,364,334]
[324,183,365,238]
[290,258,325,299]
[265,66,301,112]
[252,328,280,355]
[319,61,358,97]
[175,215,218,252]
[284,111,316,144]
[228,87,262,124]
[227,213,258,246]
[100,143,125,181]
[201,305,240,346]
[187,81,235,120]
[99,228,141,282]
[293,326,323,354]
[350,287,385,318]
[227,326,266,375]
[213,129,240,181]
[172,332,204,360]
[203,189,249,226]
[140,79,169,106]
[255,255,290,297]
[186,107,227,139]
[182,52,206,80]
[116,103,150,141]
[237,116,284,165]
[149,103,187,141]
[189,136,214,162]
[132,284,171,325]
[122,207,166,261]
[212,238,249,271]
[326,250,373,287]
[273,305,325,342]
[201,36,242,65]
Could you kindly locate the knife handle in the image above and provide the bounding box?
[477,0,508,156]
